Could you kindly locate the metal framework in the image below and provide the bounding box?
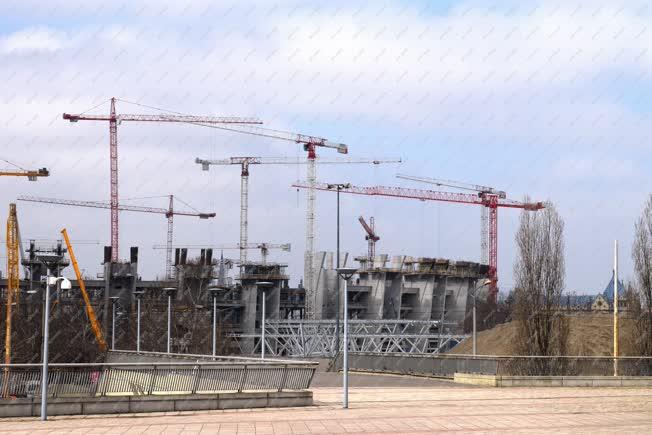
[231,320,467,357]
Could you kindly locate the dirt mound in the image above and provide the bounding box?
[450,313,639,356]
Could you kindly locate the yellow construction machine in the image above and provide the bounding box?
[61,229,108,353]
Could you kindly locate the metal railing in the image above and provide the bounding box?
[0,361,316,399]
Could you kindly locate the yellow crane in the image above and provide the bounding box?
[61,229,108,353]
[3,204,19,397]
[2,166,49,397]
[0,168,49,180]
[0,158,48,181]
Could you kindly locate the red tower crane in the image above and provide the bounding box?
[292,181,545,302]
[358,216,379,261]
[63,97,260,262]
[17,195,215,279]
[396,174,506,266]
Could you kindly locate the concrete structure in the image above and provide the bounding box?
[1,239,488,360]
[454,373,652,387]
[347,255,489,331]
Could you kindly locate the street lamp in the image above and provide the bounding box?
[256,282,274,360]
[472,279,492,356]
[133,291,145,353]
[336,267,357,409]
[109,296,120,351]
[163,287,177,353]
[208,286,221,357]
[327,183,350,356]
[41,275,72,421]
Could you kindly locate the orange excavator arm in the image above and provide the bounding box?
[61,228,108,353]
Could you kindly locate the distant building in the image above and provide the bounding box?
[591,294,609,311]
[585,273,627,312]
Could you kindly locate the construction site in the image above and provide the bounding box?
[0,97,553,366]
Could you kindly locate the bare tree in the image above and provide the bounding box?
[513,201,568,357]
[632,195,652,355]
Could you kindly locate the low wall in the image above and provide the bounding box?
[341,353,499,377]
[336,353,652,377]
[454,373,652,387]
[0,390,313,418]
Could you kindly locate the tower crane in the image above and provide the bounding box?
[292,181,545,303]
[3,204,19,396]
[195,156,400,274]
[62,97,261,262]
[190,126,351,321]
[154,242,291,266]
[358,216,379,261]
[397,174,506,266]
[17,195,215,279]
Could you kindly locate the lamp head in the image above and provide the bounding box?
[336,267,358,279]
[60,277,72,290]
[47,276,72,290]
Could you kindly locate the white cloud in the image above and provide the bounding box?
[0,27,67,54]
[0,0,650,291]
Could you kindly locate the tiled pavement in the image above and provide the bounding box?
[1,377,651,434]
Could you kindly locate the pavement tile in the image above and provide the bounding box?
[1,386,651,434]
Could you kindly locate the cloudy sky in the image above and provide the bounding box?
[1,0,650,294]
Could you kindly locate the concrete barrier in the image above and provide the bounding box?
[0,390,313,418]
[454,373,652,387]
[336,353,652,377]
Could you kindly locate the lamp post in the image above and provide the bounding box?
[133,291,145,353]
[336,267,357,409]
[614,240,619,377]
[256,282,273,360]
[109,296,120,351]
[327,183,350,356]
[472,279,492,356]
[208,286,220,357]
[163,287,177,353]
[40,275,72,421]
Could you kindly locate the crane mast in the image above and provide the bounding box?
[293,181,544,302]
[3,204,19,397]
[63,97,260,262]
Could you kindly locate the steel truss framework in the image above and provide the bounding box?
[230,320,468,357]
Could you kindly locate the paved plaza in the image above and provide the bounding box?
[1,373,651,434]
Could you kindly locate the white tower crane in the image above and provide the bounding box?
[191,123,348,320]
[196,155,401,316]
